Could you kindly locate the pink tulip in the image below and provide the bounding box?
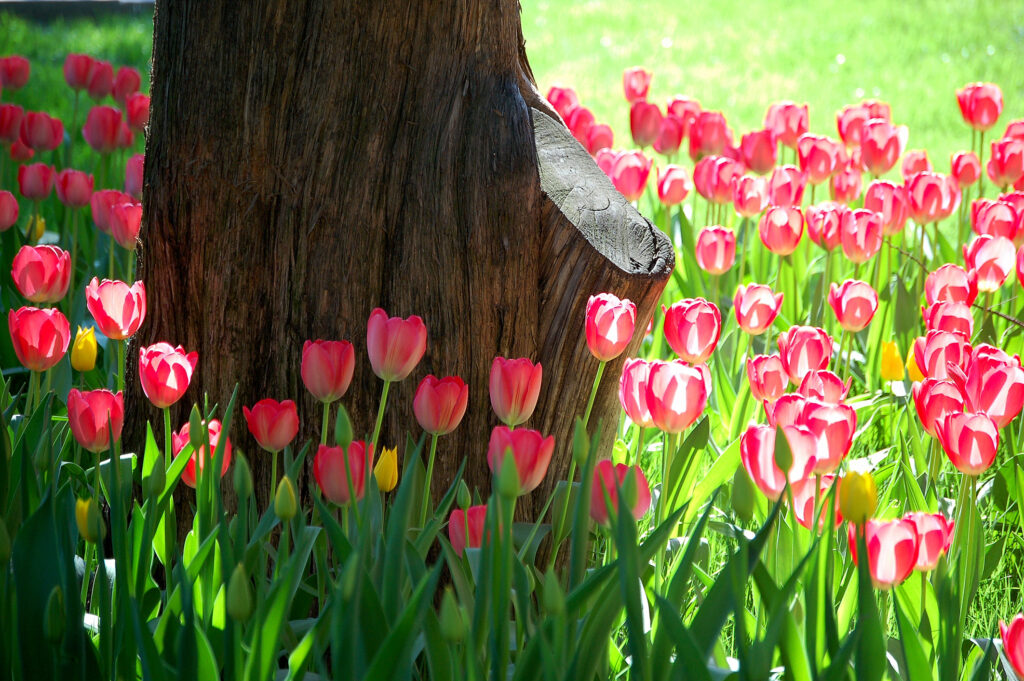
[173,419,232,489]
[414,375,469,435]
[67,388,124,453]
[657,165,691,206]
[449,505,487,556]
[828,280,878,333]
[243,398,299,452]
[490,357,543,426]
[805,202,846,251]
[829,162,862,204]
[63,54,95,91]
[85,277,146,340]
[623,67,651,103]
[125,153,144,199]
[732,175,768,218]
[366,307,427,382]
[8,307,70,372]
[610,150,652,202]
[922,301,974,339]
[836,103,871,147]
[987,138,1024,189]
[904,511,954,572]
[138,342,198,409]
[695,226,736,275]
[126,93,151,133]
[999,615,1024,678]
[19,111,64,152]
[734,284,783,335]
[746,354,787,404]
[619,358,655,427]
[913,330,971,380]
[971,199,1019,241]
[693,155,742,204]
[798,370,851,403]
[937,411,998,475]
[767,164,807,207]
[0,104,22,144]
[901,150,932,181]
[951,151,982,187]
[765,393,808,428]
[314,441,371,504]
[759,206,804,256]
[740,423,818,500]
[652,115,684,156]
[688,110,732,161]
[86,60,113,100]
[954,347,1024,428]
[1008,120,1024,141]
[55,169,94,208]
[1019,244,1024,290]
[82,106,124,153]
[566,106,595,146]
[964,234,1015,292]
[839,208,883,263]
[802,398,856,474]
[848,519,919,590]
[0,190,17,232]
[109,202,143,250]
[590,460,652,525]
[302,339,355,403]
[585,293,636,362]
[907,171,960,224]
[545,85,579,120]
[630,101,662,148]
[487,426,554,495]
[791,474,842,530]
[797,133,842,185]
[765,101,808,149]
[957,82,1003,132]
[17,163,55,200]
[112,66,141,107]
[925,264,978,305]
[860,119,906,176]
[740,129,777,175]
[586,124,614,155]
[0,56,30,91]
[11,245,71,303]
[645,360,708,433]
[778,326,833,386]
[666,96,701,135]
[663,298,721,364]
[90,189,134,235]
[863,180,909,236]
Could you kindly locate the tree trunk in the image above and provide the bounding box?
[132,0,673,528]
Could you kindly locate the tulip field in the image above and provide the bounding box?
[3,3,1024,681]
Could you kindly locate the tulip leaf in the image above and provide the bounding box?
[894,589,932,681]
[364,562,441,681]
[853,528,886,681]
[653,595,713,681]
[686,438,739,523]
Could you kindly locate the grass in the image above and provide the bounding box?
[522,0,1024,167]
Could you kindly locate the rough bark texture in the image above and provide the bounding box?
[132,0,673,528]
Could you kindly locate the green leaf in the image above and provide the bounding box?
[894,590,933,681]
[364,563,442,681]
[853,527,886,681]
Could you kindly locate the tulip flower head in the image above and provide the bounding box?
[937,411,998,475]
[839,209,883,263]
[863,180,909,236]
[653,115,684,156]
[11,245,71,304]
[951,151,982,187]
[689,111,732,161]
[765,101,808,149]
[801,399,856,474]
[739,423,818,500]
[759,206,804,256]
[848,518,919,590]
[366,308,427,382]
[0,190,18,232]
[585,293,636,362]
[860,119,907,176]
[828,280,878,332]
[657,164,691,206]
[740,129,777,175]
[85,278,146,340]
[907,171,960,224]
[619,358,656,428]
[414,375,469,435]
[67,389,124,453]
[839,470,877,525]
[732,175,768,218]
[964,234,1015,292]
[925,264,978,306]
[373,445,399,493]
[63,54,95,91]
[777,326,833,386]
[55,169,95,208]
[797,133,842,185]
[733,284,784,336]
[805,202,846,250]
[987,138,1024,189]
[546,85,579,120]
[746,354,788,403]
[645,360,709,433]
[610,150,653,202]
[880,341,905,381]
[243,398,299,453]
[314,441,373,505]
[71,326,98,372]
[768,164,807,207]
[590,460,652,525]
[490,356,543,426]
[922,301,974,338]
[913,330,971,380]
[629,100,662,148]
[971,199,1019,241]
[695,226,736,275]
[999,615,1024,679]
[174,419,232,489]
[902,150,933,181]
[622,67,652,103]
[90,190,134,235]
[791,474,842,530]
[797,369,851,403]
[486,426,554,496]
[904,511,954,572]
[449,505,487,557]
[663,298,721,364]
[956,82,1003,132]
[8,306,70,372]
[301,339,355,403]
[17,163,55,200]
[138,342,198,409]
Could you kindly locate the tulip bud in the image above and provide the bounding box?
[497,448,521,499]
[334,404,353,449]
[573,419,590,467]
[0,519,10,564]
[373,446,398,493]
[188,406,204,449]
[75,497,104,543]
[839,471,877,525]
[70,326,97,372]
[880,341,905,382]
[226,563,253,622]
[233,452,253,499]
[143,454,165,498]
[43,586,65,645]
[27,214,45,242]
[542,570,566,615]
[731,465,756,522]
[275,476,298,521]
[456,480,471,510]
[439,589,466,643]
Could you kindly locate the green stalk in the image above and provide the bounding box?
[320,400,331,445]
[420,432,440,527]
[582,361,606,431]
[369,380,392,452]
[26,370,40,415]
[270,450,278,511]
[116,338,125,393]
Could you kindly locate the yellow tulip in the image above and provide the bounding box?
[71,326,98,372]
[374,446,398,492]
[75,497,105,544]
[28,214,45,242]
[905,343,925,382]
[839,471,877,525]
[880,341,905,381]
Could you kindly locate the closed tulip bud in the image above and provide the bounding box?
[0,518,9,564]
[957,82,1003,132]
[366,308,427,382]
[63,53,95,91]
[227,563,254,622]
[75,497,105,543]
[767,164,807,207]
[644,360,709,433]
[243,398,299,453]
[740,129,777,175]
[999,615,1024,678]
[188,407,205,448]
[314,442,372,505]
[629,100,662,148]
[951,151,982,188]
[489,357,543,426]
[657,165,691,206]
[17,162,55,200]
[957,346,1024,428]
[542,570,566,616]
[797,133,842,185]
[694,226,736,275]
[449,505,486,556]
[590,460,652,525]
[109,201,143,250]
[688,110,732,161]
[860,119,907,176]
[759,206,804,256]
[848,518,919,589]
[373,445,398,492]
[19,111,64,152]
[623,66,652,103]
[836,103,870,147]
[731,465,756,522]
[112,66,141,107]
[334,404,353,448]
[126,93,150,133]
[796,370,850,404]
[56,168,94,208]
[805,202,846,250]
[585,293,636,362]
[302,339,355,404]
[802,399,856,474]
[667,95,701,134]
[610,150,653,202]
[274,476,298,521]
[0,104,23,144]
[733,284,784,336]
[8,306,71,372]
[619,358,655,427]
[839,209,883,263]
[456,480,471,510]
[143,454,165,498]
[838,470,877,525]
[233,452,254,500]
[663,298,721,364]
[693,155,742,204]
[67,389,124,453]
[0,56,30,91]
[43,586,65,645]
[487,426,554,496]
[880,341,905,381]
[828,280,878,332]
[653,115,683,156]
[85,278,146,340]
[439,589,467,643]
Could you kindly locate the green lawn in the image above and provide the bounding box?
[522,0,1024,166]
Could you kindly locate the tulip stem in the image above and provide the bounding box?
[116,338,125,393]
[420,433,440,527]
[547,456,577,573]
[369,380,391,453]
[320,401,331,446]
[582,361,606,433]
[270,452,278,511]
[977,130,986,200]
[737,217,748,285]
[26,370,40,414]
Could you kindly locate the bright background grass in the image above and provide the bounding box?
[521,0,1024,168]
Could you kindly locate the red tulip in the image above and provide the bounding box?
[546,85,579,120]
[901,150,932,182]
[449,505,487,556]
[125,154,144,199]
[19,112,64,152]
[663,298,721,364]
[242,398,299,452]
[860,119,906,176]
[922,300,973,339]
[8,307,70,372]
[798,369,851,403]
[913,330,971,381]
[797,133,842,185]
[937,411,998,475]
[9,137,33,162]
[414,375,469,435]
[109,202,143,250]
[848,519,919,590]
[112,66,141,107]
[652,114,684,156]
[765,392,808,428]
[740,129,777,175]
[767,164,807,207]
[839,208,882,263]
[666,96,701,135]
[955,347,1024,428]
[732,175,768,218]
[695,226,736,275]
[734,284,783,336]
[829,162,862,204]
[175,420,232,489]
[805,202,846,251]
[657,164,691,206]
[314,441,372,504]
[0,104,23,144]
[693,155,742,204]
[0,56,30,91]
[63,54,95,91]
[1006,190,1024,215]
[971,199,1019,241]
[585,293,636,362]
[586,124,614,155]
[67,388,124,454]
[0,190,17,232]
[90,190,134,235]
[904,511,954,572]
[1008,120,1024,141]
[744,354,786,404]
[55,169,94,208]
[87,60,113,100]
[85,277,147,340]
[301,339,355,403]
[863,180,909,236]
[740,423,818,500]
[490,356,543,426]
[907,171,960,224]
[366,307,426,381]
[987,137,1024,189]
[688,110,732,161]
[957,82,1003,132]
[759,205,804,256]
[566,106,595,146]
[644,360,708,433]
[17,163,55,200]
[11,245,71,303]
[125,93,151,133]
[1019,244,1024,290]
[999,615,1024,678]
[623,67,652,103]
[791,474,842,530]
[765,101,808,149]
[951,151,982,187]
[82,106,125,154]
[610,150,653,202]
[836,103,871,147]
[925,264,978,306]
[778,325,833,386]
[630,101,662,148]
[487,426,554,495]
[801,398,856,474]
[964,234,1015,292]
[138,342,198,409]
[590,460,652,525]
[619,358,655,427]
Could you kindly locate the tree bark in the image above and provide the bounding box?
[132,0,673,527]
